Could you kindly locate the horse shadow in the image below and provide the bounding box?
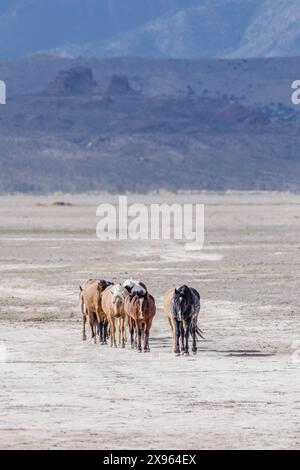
[150,337,275,357]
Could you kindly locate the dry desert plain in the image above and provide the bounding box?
[0,192,299,450]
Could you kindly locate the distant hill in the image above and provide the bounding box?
[89,0,262,59]
[0,65,300,194]
[1,55,300,115]
[0,0,198,58]
[94,0,300,60]
[1,0,300,59]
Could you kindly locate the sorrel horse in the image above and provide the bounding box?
[124,289,156,352]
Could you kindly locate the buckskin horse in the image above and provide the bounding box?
[79,279,113,343]
[101,284,128,348]
[164,285,204,356]
[124,287,156,353]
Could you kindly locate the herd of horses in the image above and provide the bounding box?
[79,279,204,356]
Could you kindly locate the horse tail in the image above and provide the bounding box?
[190,324,205,340]
[196,326,205,340]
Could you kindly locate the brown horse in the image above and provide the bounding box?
[101,284,128,348]
[79,279,113,343]
[124,290,156,353]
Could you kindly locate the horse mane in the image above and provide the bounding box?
[111,284,125,298]
[123,279,147,297]
[97,280,113,293]
[139,281,147,292]
[175,285,190,297]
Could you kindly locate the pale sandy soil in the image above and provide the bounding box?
[0,192,299,450]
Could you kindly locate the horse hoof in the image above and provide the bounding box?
[82,336,87,341]
[175,352,180,357]
[184,352,190,357]
[193,350,197,355]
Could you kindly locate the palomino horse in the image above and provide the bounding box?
[124,289,156,352]
[79,279,113,343]
[164,285,203,356]
[101,284,128,348]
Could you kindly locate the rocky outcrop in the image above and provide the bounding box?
[106,75,137,96]
[46,66,98,95]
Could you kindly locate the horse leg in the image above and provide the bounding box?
[111,318,117,348]
[120,317,126,349]
[93,317,98,344]
[168,316,175,347]
[137,322,142,353]
[192,319,197,355]
[174,319,181,356]
[89,320,94,342]
[124,320,127,344]
[144,318,152,352]
[117,318,121,347]
[180,322,185,353]
[144,322,149,352]
[98,320,103,344]
[98,320,102,343]
[134,322,137,349]
[183,319,191,356]
[119,317,124,348]
[96,307,103,344]
[117,318,123,347]
[105,320,110,344]
[96,319,101,344]
[89,314,97,344]
[82,314,87,341]
[108,318,113,347]
[129,318,135,349]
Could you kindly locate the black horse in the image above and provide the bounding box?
[169,285,203,356]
